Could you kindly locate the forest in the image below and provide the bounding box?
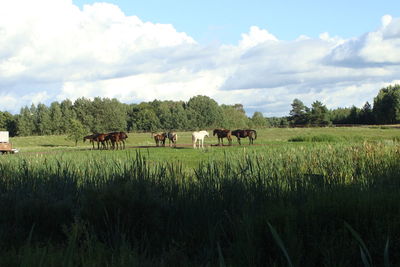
[0,84,399,137]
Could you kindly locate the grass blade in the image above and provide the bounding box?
[217,242,226,267]
[344,221,372,266]
[267,222,294,267]
[384,237,390,267]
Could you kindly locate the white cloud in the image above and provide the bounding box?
[1,1,400,117]
[239,26,278,49]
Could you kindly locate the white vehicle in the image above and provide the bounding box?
[0,131,18,154]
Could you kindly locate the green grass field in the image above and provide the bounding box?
[7,127,400,170]
[1,127,400,266]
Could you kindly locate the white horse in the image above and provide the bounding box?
[192,130,209,149]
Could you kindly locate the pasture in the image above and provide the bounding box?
[1,126,400,266]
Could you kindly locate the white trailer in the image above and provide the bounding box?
[0,131,18,154]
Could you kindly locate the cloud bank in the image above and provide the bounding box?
[1,0,400,116]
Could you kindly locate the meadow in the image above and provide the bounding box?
[1,126,400,266]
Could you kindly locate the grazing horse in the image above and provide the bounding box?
[167,132,178,147]
[192,130,209,149]
[83,134,97,149]
[152,132,167,147]
[231,129,257,145]
[93,133,109,149]
[108,131,128,150]
[213,128,232,146]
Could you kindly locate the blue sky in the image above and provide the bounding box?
[1,0,400,116]
[73,0,400,43]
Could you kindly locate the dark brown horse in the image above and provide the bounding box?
[108,131,128,150]
[83,133,109,150]
[231,129,257,145]
[167,132,178,147]
[213,128,232,146]
[93,133,109,149]
[83,134,97,149]
[152,132,167,147]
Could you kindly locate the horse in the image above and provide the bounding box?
[192,130,209,149]
[92,133,109,149]
[83,134,97,149]
[108,131,128,150]
[152,132,167,147]
[231,129,257,145]
[213,128,232,146]
[167,132,178,147]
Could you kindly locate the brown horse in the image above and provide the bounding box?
[93,133,109,149]
[108,131,128,150]
[83,134,97,149]
[166,132,178,147]
[213,128,232,146]
[152,132,167,147]
[231,129,257,145]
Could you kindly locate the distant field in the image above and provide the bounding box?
[9,126,400,150]
[4,126,400,170]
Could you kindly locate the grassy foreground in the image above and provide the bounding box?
[1,127,400,266]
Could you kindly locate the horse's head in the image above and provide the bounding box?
[83,135,91,142]
[213,129,218,136]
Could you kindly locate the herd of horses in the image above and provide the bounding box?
[83,129,257,150]
[83,132,128,150]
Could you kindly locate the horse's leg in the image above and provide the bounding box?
[238,137,241,145]
[193,137,196,149]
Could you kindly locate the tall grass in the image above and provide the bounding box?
[0,142,400,266]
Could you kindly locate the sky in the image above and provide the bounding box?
[1,0,400,116]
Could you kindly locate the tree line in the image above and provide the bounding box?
[1,84,399,137]
[0,95,281,137]
[288,84,400,126]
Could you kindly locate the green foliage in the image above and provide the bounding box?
[35,103,52,135]
[187,95,224,129]
[66,119,88,146]
[288,134,341,142]
[373,84,400,124]
[6,83,400,138]
[17,106,35,136]
[289,98,309,125]
[49,102,63,135]
[0,111,17,136]
[220,104,250,129]
[251,111,266,127]
[310,100,330,126]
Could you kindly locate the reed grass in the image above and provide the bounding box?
[1,140,400,266]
